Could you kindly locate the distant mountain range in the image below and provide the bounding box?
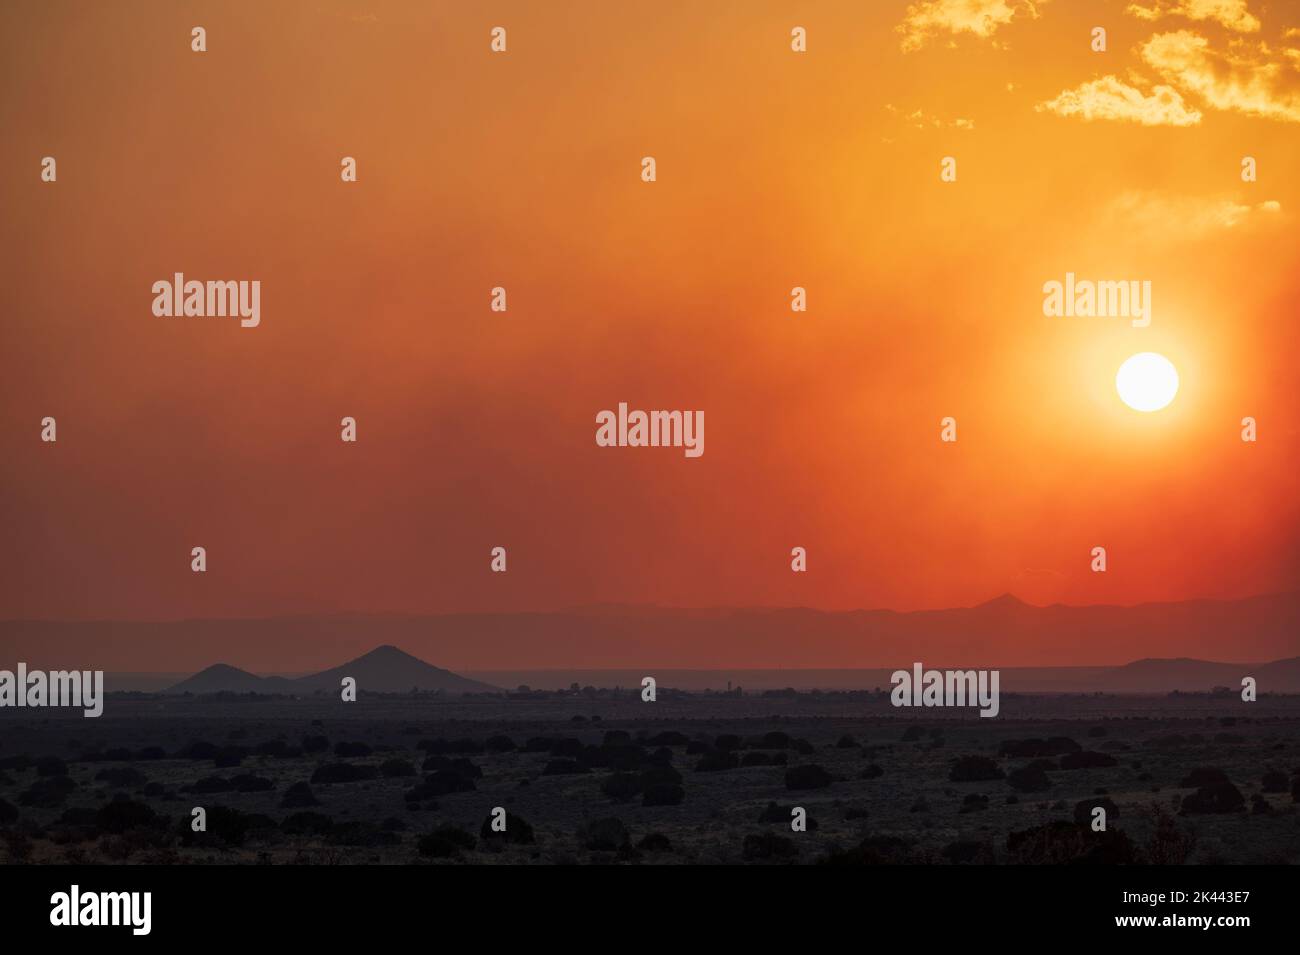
[3,591,1297,672]
[166,645,497,695]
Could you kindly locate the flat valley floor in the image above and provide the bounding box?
[1,693,1297,865]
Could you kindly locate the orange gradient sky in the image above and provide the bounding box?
[1,0,1298,621]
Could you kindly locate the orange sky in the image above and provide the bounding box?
[1,0,1298,621]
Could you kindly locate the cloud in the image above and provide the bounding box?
[1141,29,1300,122]
[1035,75,1202,125]
[897,0,1047,53]
[1102,191,1283,240]
[1126,0,1260,33]
[883,103,977,130]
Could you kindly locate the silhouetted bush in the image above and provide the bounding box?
[1007,765,1051,793]
[178,741,219,760]
[581,817,629,851]
[602,772,641,802]
[480,811,534,845]
[961,793,989,813]
[1007,820,1137,864]
[20,777,76,807]
[1087,726,1108,738]
[1180,782,1245,815]
[485,735,516,753]
[97,797,159,834]
[741,752,773,767]
[642,783,685,807]
[310,763,379,785]
[785,764,833,790]
[191,776,233,794]
[694,751,739,772]
[213,746,247,768]
[714,734,743,752]
[549,739,584,759]
[645,731,690,747]
[902,726,926,742]
[522,737,554,753]
[95,767,147,788]
[943,840,993,864]
[0,799,17,825]
[821,835,923,865]
[685,740,711,755]
[1179,767,1229,788]
[380,759,416,778]
[743,831,798,861]
[859,764,884,780]
[542,759,589,776]
[998,738,1081,758]
[949,755,1004,782]
[637,832,672,852]
[279,782,318,808]
[603,730,632,747]
[418,825,476,857]
[333,741,372,758]
[301,735,330,754]
[36,756,68,777]
[281,811,333,836]
[1059,751,1118,771]
[405,771,475,801]
[836,735,861,749]
[1260,770,1288,793]
[232,774,274,793]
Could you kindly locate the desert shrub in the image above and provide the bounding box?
[142,782,165,798]
[380,759,416,778]
[640,764,682,787]
[1292,777,1300,803]
[333,741,372,758]
[404,771,475,801]
[181,806,272,847]
[1260,770,1288,793]
[420,756,482,778]
[279,782,318,808]
[1214,733,1244,744]
[792,739,815,756]
[603,730,632,747]
[36,756,68,777]
[542,759,589,776]
[104,747,133,761]
[642,783,684,807]
[743,831,798,861]
[949,755,1004,782]
[484,735,517,753]
[522,737,554,753]
[1007,765,1051,793]
[1179,767,1229,788]
[549,739,584,759]
[603,744,648,772]
[1144,805,1196,864]
[310,763,379,785]
[480,811,534,845]
[836,735,861,749]
[301,735,330,754]
[902,726,926,742]
[960,794,989,813]
[418,825,476,857]
[685,740,711,755]
[97,797,160,834]
[0,799,18,825]
[213,746,247,768]
[1251,794,1272,815]
[1059,751,1118,771]
[1087,726,1108,738]
[785,764,833,791]
[714,734,743,752]
[821,835,923,865]
[1180,782,1245,815]
[998,738,1081,758]
[1007,820,1137,864]
[694,751,739,772]
[638,832,672,852]
[858,764,884,781]
[602,772,641,802]
[943,840,993,864]
[191,776,233,794]
[741,752,772,767]
[280,811,334,836]
[448,738,485,755]
[95,767,147,788]
[845,807,870,821]
[178,741,218,760]
[328,821,398,848]
[1073,797,1119,826]
[645,731,690,747]
[581,817,629,851]
[232,774,274,793]
[20,776,77,808]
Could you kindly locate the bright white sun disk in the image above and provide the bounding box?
[1116,352,1179,412]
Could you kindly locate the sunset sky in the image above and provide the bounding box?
[2,0,1298,622]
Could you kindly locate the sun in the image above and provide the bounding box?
[1116,352,1179,412]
